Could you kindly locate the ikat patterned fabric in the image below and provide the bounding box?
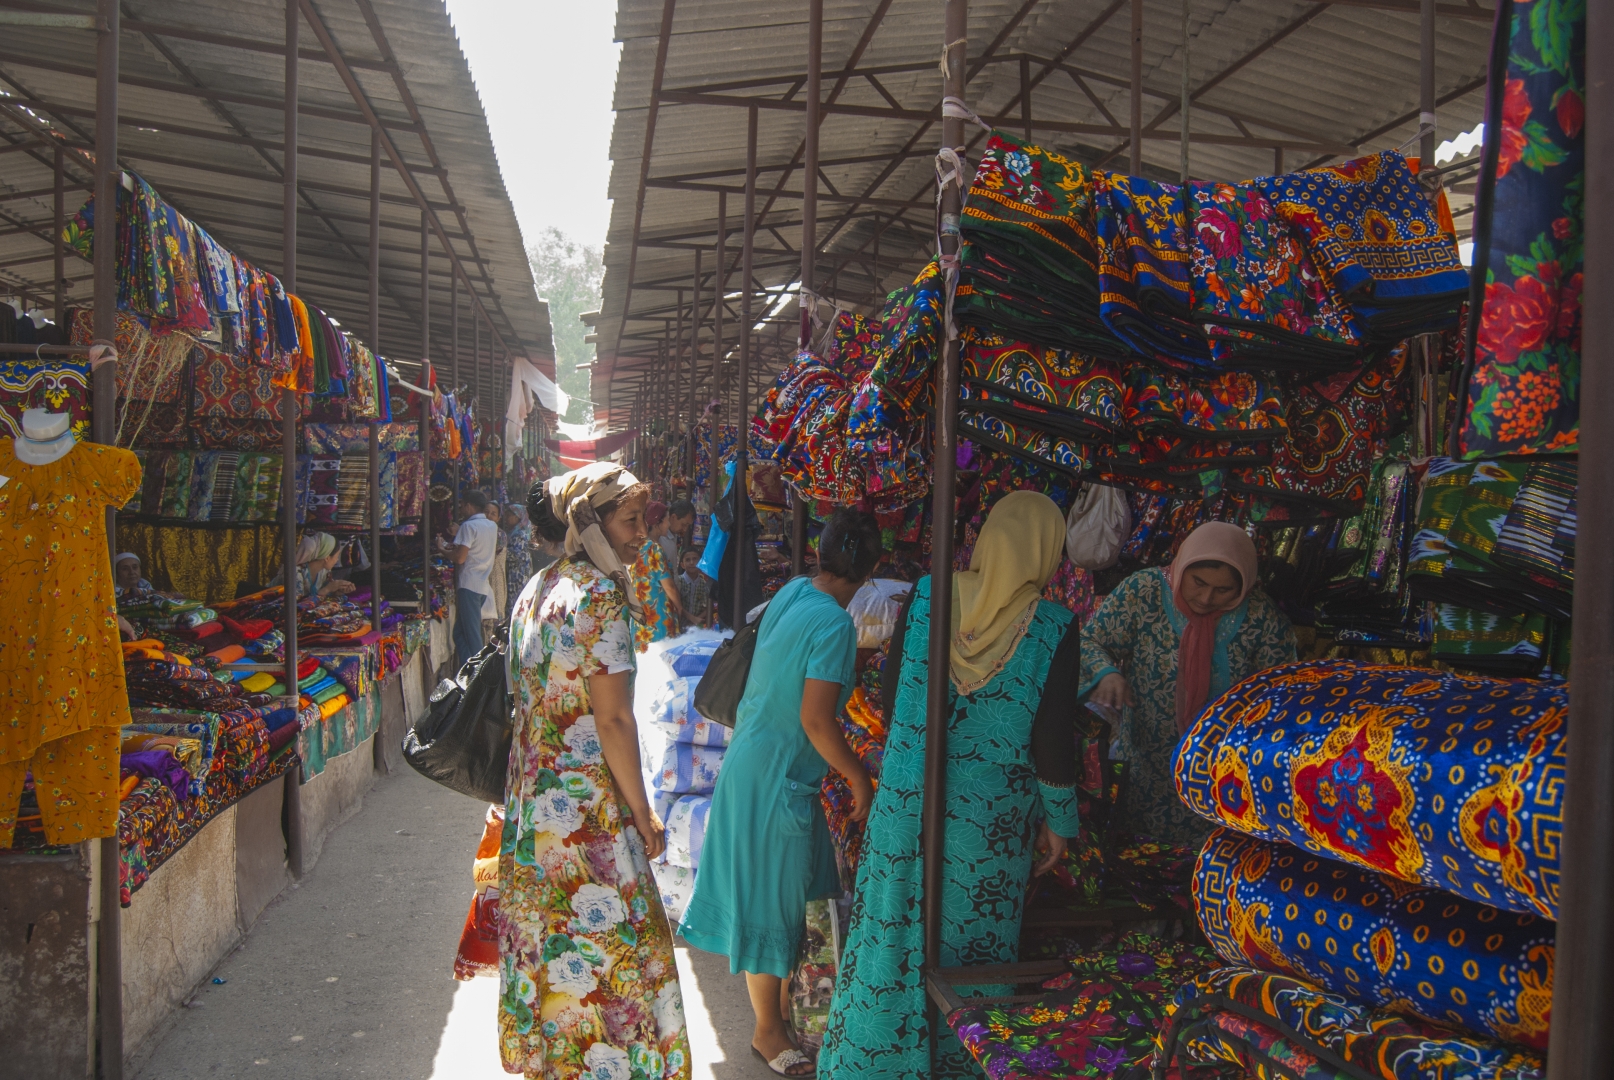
[1194,830,1554,1050]
[1175,659,1566,920]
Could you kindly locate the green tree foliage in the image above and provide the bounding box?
[528,226,601,425]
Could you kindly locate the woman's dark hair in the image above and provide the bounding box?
[818,509,882,581]
[527,482,570,543]
[669,499,696,519]
[1186,558,1242,590]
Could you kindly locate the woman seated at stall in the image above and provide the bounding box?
[818,491,1082,1080]
[679,509,883,1078]
[113,552,156,597]
[1081,521,1296,848]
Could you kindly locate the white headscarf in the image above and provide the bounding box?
[544,462,645,620]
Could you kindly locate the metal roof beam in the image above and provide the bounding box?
[617,0,678,343]
[0,49,422,131]
[150,182,474,237]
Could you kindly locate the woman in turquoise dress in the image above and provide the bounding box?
[680,509,884,1077]
[819,491,1083,1080]
[1080,520,1296,848]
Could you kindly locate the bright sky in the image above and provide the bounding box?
[445,0,621,252]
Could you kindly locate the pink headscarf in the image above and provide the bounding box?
[645,500,669,528]
[1168,522,1258,733]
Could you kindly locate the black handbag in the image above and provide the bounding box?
[692,603,769,729]
[402,622,513,803]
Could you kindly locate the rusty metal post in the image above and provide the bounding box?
[1180,0,1191,183]
[711,192,726,522]
[451,270,460,507]
[1020,54,1032,141]
[924,0,967,981]
[1419,0,1436,169]
[794,0,821,578]
[732,105,757,626]
[674,287,685,456]
[420,212,432,626]
[92,4,122,1073]
[369,126,382,636]
[279,0,303,881]
[687,248,701,476]
[53,144,64,324]
[1550,5,1614,1076]
[1130,0,1143,175]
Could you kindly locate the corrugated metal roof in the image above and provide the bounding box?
[595,0,1492,428]
[0,0,552,407]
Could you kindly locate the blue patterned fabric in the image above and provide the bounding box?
[1175,660,1565,919]
[1194,830,1553,1051]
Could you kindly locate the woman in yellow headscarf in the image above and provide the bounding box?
[819,491,1084,1080]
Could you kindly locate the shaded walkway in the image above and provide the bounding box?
[132,767,778,1080]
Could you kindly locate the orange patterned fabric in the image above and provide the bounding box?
[0,440,141,767]
[0,725,121,845]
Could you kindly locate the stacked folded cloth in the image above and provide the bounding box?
[1407,457,1576,676]
[1171,660,1560,1067]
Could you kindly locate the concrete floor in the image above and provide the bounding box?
[132,768,777,1080]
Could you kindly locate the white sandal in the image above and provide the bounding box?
[752,1045,815,1077]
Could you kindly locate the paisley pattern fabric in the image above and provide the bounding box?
[0,358,92,442]
[1079,567,1296,847]
[944,934,1222,1080]
[1458,0,1584,457]
[1194,830,1555,1050]
[500,557,690,1080]
[1187,180,1363,370]
[819,578,1081,1080]
[1159,966,1547,1080]
[193,346,286,420]
[1175,659,1567,919]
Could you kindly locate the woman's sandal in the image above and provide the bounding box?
[752,1045,815,1077]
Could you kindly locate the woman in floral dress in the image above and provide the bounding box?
[630,535,681,652]
[500,462,691,1080]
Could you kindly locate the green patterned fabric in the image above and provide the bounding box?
[819,576,1082,1080]
[1077,567,1295,847]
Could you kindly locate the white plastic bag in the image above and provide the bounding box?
[1064,483,1131,570]
[848,579,914,648]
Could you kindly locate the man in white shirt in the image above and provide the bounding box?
[441,488,499,667]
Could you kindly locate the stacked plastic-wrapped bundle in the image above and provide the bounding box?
[633,629,729,921]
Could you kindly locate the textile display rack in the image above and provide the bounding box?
[715,0,1598,1077]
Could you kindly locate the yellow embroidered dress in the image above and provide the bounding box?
[500,554,690,1080]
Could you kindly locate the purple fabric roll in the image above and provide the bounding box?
[121,750,192,803]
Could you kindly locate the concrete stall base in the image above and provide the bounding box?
[0,845,97,1080]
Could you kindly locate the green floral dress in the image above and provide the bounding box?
[500,555,691,1080]
[631,538,677,652]
[1077,567,1295,847]
[819,577,1084,1080]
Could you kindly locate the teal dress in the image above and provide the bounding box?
[679,575,853,976]
[819,577,1083,1080]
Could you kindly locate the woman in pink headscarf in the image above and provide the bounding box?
[1080,521,1296,845]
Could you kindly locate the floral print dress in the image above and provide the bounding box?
[630,538,677,652]
[500,555,690,1080]
[1077,567,1295,848]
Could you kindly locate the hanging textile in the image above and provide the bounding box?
[1091,171,1211,369]
[1457,0,1584,457]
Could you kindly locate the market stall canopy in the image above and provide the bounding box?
[593,0,1494,431]
[0,0,555,414]
[556,426,639,469]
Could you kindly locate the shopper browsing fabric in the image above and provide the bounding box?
[818,491,1082,1080]
[440,489,498,667]
[666,498,696,562]
[676,548,710,629]
[679,509,883,1078]
[631,530,682,652]
[500,462,690,1080]
[1080,521,1296,847]
[282,532,354,600]
[500,503,533,618]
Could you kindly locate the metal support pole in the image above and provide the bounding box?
[733,105,757,626]
[368,126,382,636]
[1180,0,1191,184]
[687,249,701,477]
[53,144,64,324]
[1549,6,1613,1078]
[93,5,122,1073]
[421,360,433,629]
[451,271,460,506]
[1130,0,1143,175]
[674,288,685,453]
[795,0,821,578]
[279,0,302,883]
[1419,0,1436,169]
[420,212,430,362]
[924,0,967,982]
[1020,54,1032,141]
[711,192,726,520]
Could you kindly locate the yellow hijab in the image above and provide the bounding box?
[949,490,1067,694]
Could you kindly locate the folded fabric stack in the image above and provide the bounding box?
[123,447,405,527]
[1174,660,1562,1059]
[946,933,1221,1080]
[1158,966,1545,1080]
[1407,457,1576,676]
[1307,459,1429,644]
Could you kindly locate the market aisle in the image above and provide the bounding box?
[133,766,778,1080]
